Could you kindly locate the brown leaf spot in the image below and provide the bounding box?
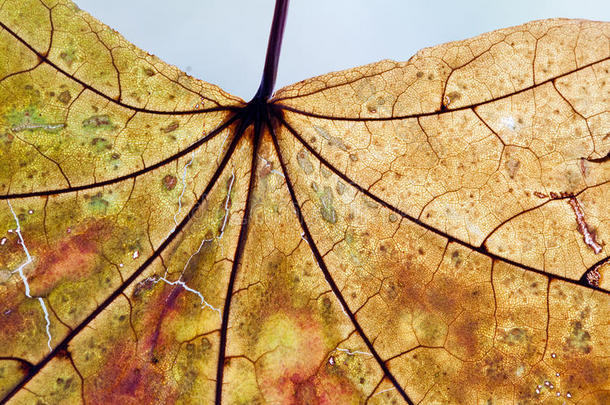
[133,278,155,298]
[91,137,111,152]
[314,126,348,151]
[82,114,113,129]
[505,158,521,179]
[260,158,273,177]
[318,297,333,317]
[296,149,314,175]
[161,121,179,133]
[566,321,592,353]
[143,67,156,76]
[481,352,509,383]
[335,180,345,195]
[57,90,71,104]
[319,186,337,224]
[580,157,589,178]
[446,91,461,105]
[162,174,177,191]
[451,250,462,267]
[534,191,548,199]
[498,327,527,346]
[59,50,76,67]
[320,167,331,178]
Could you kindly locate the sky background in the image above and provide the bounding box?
[75,0,610,100]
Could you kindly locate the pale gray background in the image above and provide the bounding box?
[75,1,610,100]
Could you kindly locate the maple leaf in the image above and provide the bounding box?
[0,1,609,404]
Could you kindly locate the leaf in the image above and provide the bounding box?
[0,1,609,404]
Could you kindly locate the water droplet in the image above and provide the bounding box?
[566,392,572,398]
[0,238,6,245]
[329,356,335,366]
[7,229,13,233]
[544,381,550,386]
[556,392,561,397]
[28,210,33,214]
[556,372,560,377]
[119,263,124,268]
[535,388,540,394]
[551,352,557,358]
[133,251,139,259]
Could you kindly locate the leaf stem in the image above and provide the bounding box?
[254,0,289,101]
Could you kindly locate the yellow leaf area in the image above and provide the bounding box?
[0,1,608,404]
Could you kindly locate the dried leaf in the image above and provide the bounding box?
[0,1,608,404]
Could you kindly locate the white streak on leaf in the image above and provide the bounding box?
[7,201,52,352]
[154,276,221,318]
[258,155,285,178]
[336,347,373,356]
[12,123,65,132]
[217,171,235,241]
[159,170,236,308]
[373,387,396,397]
[173,152,196,228]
